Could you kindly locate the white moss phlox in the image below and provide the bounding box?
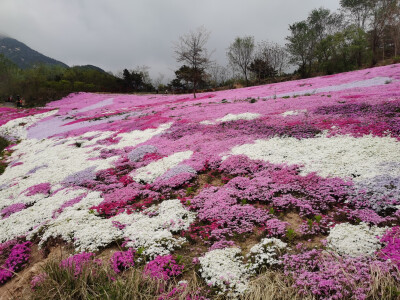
[130,151,193,183]
[247,238,287,273]
[199,247,249,296]
[281,109,307,117]
[0,110,58,140]
[115,199,196,258]
[200,113,261,125]
[327,222,387,257]
[229,135,400,181]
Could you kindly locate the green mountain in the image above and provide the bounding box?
[0,36,69,69]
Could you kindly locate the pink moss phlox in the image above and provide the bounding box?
[218,155,267,176]
[182,221,221,243]
[152,172,196,193]
[111,220,127,230]
[1,203,26,219]
[110,249,136,274]
[225,167,352,217]
[144,255,184,281]
[265,218,289,237]
[52,194,86,218]
[347,208,391,225]
[24,183,51,197]
[283,250,396,299]
[10,162,23,168]
[0,241,32,285]
[158,282,210,300]
[30,273,48,290]
[0,107,53,127]
[297,216,332,236]
[209,239,236,251]
[378,226,400,268]
[59,252,101,277]
[91,184,157,217]
[191,186,271,240]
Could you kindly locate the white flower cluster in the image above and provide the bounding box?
[107,122,172,149]
[115,199,196,258]
[200,113,261,125]
[198,247,249,296]
[246,238,287,273]
[281,109,307,117]
[327,222,387,257]
[0,188,87,243]
[229,135,400,181]
[30,191,123,252]
[0,134,117,211]
[0,110,58,140]
[130,151,193,183]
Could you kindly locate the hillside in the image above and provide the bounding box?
[1,64,400,299]
[0,36,68,69]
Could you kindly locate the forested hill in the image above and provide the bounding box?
[0,36,68,69]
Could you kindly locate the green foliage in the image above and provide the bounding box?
[285,228,297,243]
[186,187,194,196]
[248,58,277,82]
[314,215,322,223]
[0,136,9,153]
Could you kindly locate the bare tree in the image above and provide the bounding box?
[227,36,255,86]
[174,26,212,98]
[153,73,165,91]
[256,41,289,76]
[207,63,229,87]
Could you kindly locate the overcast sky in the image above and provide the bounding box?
[0,0,341,81]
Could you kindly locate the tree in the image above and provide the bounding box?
[286,21,315,77]
[256,41,289,76]
[174,26,212,98]
[340,0,372,30]
[248,58,277,83]
[227,36,255,86]
[207,63,229,87]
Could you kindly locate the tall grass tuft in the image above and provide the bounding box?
[30,258,210,300]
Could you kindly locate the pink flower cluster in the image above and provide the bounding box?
[110,249,136,274]
[1,203,26,219]
[0,240,32,284]
[378,226,400,268]
[24,182,51,196]
[59,252,101,277]
[144,255,184,280]
[283,250,395,299]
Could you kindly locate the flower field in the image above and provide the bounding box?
[1,64,400,299]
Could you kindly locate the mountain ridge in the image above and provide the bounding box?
[0,36,68,69]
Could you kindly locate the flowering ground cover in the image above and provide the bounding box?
[1,64,400,299]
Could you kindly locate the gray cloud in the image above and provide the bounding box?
[0,0,340,81]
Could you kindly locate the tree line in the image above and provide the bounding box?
[171,0,400,97]
[1,0,399,104]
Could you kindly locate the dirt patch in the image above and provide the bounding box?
[282,212,304,231]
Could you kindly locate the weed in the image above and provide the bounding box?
[285,228,297,243]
